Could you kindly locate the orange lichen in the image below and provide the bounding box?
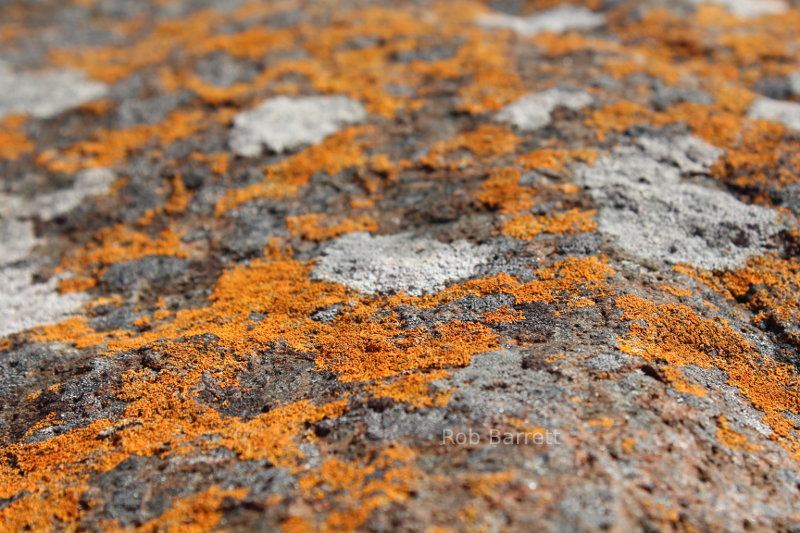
[106,486,248,533]
[421,124,519,169]
[286,213,378,242]
[716,415,762,452]
[38,109,210,173]
[712,120,800,191]
[215,127,375,214]
[314,318,499,382]
[368,370,452,409]
[452,36,526,114]
[461,470,515,499]
[532,31,620,57]
[481,306,525,324]
[586,100,652,142]
[0,114,33,161]
[587,416,614,427]
[12,1,800,526]
[50,9,221,82]
[57,276,98,294]
[59,224,187,275]
[21,412,63,439]
[501,209,597,240]
[187,151,231,176]
[164,174,190,213]
[188,25,296,60]
[376,257,614,324]
[677,253,800,342]
[516,148,597,172]
[0,483,88,532]
[216,399,350,463]
[661,366,708,397]
[147,3,527,117]
[30,317,94,344]
[4,245,623,526]
[451,124,520,157]
[660,285,692,298]
[466,257,612,308]
[616,293,800,457]
[294,445,419,532]
[587,89,774,159]
[474,168,537,213]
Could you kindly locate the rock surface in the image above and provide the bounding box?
[230,95,367,156]
[2,0,800,531]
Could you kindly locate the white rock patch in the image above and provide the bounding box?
[687,0,787,18]
[1,168,115,222]
[0,223,90,337]
[634,135,723,174]
[311,232,495,296]
[748,97,800,131]
[495,88,593,131]
[0,266,89,338]
[0,169,115,338]
[229,95,367,156]
[789,72,800,97]
[477,6,605,36]
[0,62,107,120]
[0,219,38,266]
[575,136,779,270]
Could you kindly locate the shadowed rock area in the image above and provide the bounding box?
[2,0,800,531]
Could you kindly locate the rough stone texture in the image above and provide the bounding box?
[3,1,800,532]
[229,95,367,156]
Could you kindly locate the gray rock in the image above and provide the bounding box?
[651,85,713,111]
[0,265,89,337]
[311,232,497,295]
[753,77,793,100]
[101,256,189,292]
[229,95,367,156]
[557,233,602,257]
[477,6,605,36]
[495,88,593,131]
[790,72,800,97]
[686,0,787,18]
[575,136,779,270]
[748,97,800,131]
[0,62,107,119]
[10,168,116,221]
[772,183,800,215]
[584,352,628,372]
